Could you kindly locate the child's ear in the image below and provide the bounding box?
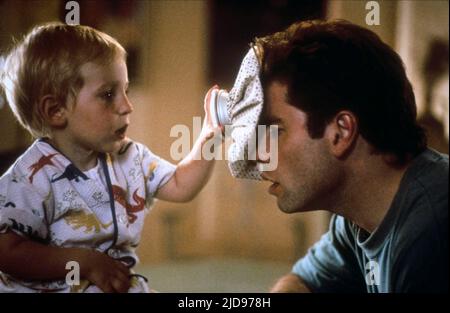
[38,95,67,128]
[325,111,358,159]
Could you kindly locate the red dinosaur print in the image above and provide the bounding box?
[28,153,58,184]
[112,185,145,224]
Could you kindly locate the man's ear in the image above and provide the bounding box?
[325,111,358,159]
[38,95,67,128]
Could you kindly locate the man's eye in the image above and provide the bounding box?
[274,126,284,134]
[275,128,286,139]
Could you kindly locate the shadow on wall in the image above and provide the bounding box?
[419,38,449,154]
[209,0,326,88]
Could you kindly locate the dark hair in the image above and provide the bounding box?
[255,20,426,163]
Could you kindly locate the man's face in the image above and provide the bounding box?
[259,81,343,213]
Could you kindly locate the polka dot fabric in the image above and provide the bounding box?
[226,48,264,180]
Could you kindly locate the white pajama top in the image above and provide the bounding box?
[0,139,176,292]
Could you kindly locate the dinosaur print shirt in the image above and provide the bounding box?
[0,139,176,292]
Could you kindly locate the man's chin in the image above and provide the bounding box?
[277,198,310,214]
[277,200,299,214]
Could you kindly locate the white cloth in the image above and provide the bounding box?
[226,47,264,180]
[0,139,176,292]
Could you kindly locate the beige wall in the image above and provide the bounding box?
[327,0,398,47]
[0,0,61,152]
[327,0,449,127]
[124,1,209,262]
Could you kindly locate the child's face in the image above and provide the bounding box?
[64,57,133,154]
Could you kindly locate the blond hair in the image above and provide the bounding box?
[0,22,126,138]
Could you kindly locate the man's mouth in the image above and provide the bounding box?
[261,174,280,195]
[268,182,280,195]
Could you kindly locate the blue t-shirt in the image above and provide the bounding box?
[292,148,448,293]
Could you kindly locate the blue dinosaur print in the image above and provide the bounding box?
[51,164,89,183]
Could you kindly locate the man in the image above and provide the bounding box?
[255,20,448,292]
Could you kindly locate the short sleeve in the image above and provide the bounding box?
[292,215,366,292]
[140,145,176,196]
[0,173,50,242]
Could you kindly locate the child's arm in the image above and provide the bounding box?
[155,86,222,202]
[155,130,217,202]
[0,231,131,292]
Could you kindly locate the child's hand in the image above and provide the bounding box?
[202,85,224,138]
[155,85,225,203]
[80,249,131,293]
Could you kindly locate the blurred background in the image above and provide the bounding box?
[0,0,448,292]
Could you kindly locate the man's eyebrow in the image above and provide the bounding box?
[259,116,283,126]
[266,117,283,125]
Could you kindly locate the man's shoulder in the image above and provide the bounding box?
[397,149,448,218]
[390,149,448,258]
[406,149,448,191]
[403,148,447,221]
[408,148,448,192]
